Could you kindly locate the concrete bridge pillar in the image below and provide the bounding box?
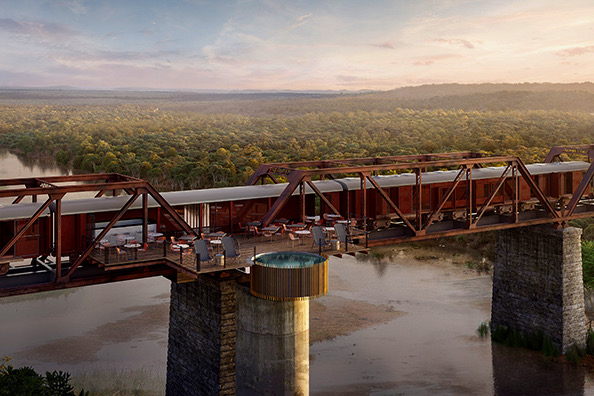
[491,225,586,353]
[236,285,309,396]
[166,275,237,396]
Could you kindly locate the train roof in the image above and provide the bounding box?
[0,161,589,219]
[158,160,591,206]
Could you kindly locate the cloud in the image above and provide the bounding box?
[556,45,594,57]
[296,13,313,23]
[373,41,395,50]
[0,18,78,38]
[413,54,462,66]
[434,38,475,49]
[288,13,313,31]
[56,0,88,15]
[56,48,182,66]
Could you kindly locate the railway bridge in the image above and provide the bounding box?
[1,145,594,395]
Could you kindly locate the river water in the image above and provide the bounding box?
[1,151,594,394]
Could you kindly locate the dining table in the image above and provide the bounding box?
[209,239,222,252]
[286,223,306,229]
[205,231,226,239]
[294,229,311,245]
[246,222,261,238]
[124,243,141,260]
[262,226,280,241]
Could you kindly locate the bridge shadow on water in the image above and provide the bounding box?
[491,343,586,396]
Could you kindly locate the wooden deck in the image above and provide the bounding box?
[88,232,368,277]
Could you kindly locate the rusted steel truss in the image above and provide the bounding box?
[0,174,197,286]
[252,149,594,244]
[247,151,484,185]
[545,145,594,217]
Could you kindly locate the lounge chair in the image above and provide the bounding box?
[194,239,212,266]
[334,223,352,249]
[311,226,329,250]
[222,236,241,259]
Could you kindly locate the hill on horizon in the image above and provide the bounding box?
[1,82,593,115]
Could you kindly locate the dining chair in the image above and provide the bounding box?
[288,232,299,247]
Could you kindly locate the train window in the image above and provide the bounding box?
[565,173,573,194]
[483,184,491,197]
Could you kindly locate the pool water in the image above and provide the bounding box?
[253,251,326,268]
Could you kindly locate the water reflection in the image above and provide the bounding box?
[0,149,70,179]
[355,251,390,277]
[492,343,585,395]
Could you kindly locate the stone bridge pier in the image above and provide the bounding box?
[166,275,238,396]
[491,225,586,353]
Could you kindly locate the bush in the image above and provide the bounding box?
[0,360,87,396]
[587,329,594,355]
[491,325,559,357]
[582,240,594,289]
[477,321,490,337]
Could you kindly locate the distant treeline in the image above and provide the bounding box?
[0,100,593,190]
[2,82,594,116]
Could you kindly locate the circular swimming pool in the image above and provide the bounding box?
[253,251,327,268]
[250,251,329,301]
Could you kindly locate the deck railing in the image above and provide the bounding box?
[88,225,368,274]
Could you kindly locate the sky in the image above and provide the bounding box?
[0,0,593,91]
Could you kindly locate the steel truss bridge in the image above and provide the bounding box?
[0,145,593,297]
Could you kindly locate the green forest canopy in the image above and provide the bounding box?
[0,83,593,191]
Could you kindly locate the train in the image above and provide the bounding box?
[0,160,589,263]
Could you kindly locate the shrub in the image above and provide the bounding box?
[0,360,87,396]
[491,325,559,357]
[477,321,490,337]
[582,240,594,289]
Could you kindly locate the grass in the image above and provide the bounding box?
[71,368,165,396]
[465,258,492,274]
[476,321,490,337]
[489,324,560,357]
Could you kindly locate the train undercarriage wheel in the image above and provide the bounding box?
[0,262,9,276]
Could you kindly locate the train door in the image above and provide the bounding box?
[14,219,40,258]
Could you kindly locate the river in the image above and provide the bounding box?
[1,150,594,395]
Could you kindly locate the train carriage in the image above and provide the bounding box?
[0,160,590,264]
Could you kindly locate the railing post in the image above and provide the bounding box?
[223,251,227,268]
[196,253,201,272]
